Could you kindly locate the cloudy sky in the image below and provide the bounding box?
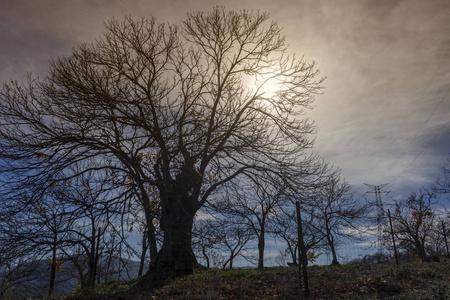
[1,0,449,202]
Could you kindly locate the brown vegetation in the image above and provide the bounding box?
[43,259,450,300]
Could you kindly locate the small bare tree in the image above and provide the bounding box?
[304,173,368,266]
[216,220,253,269]
[214,178,288,269]
[192,218,221,269]
[0,182,73,296]
[270,201,325,266]
[388,192,438,261]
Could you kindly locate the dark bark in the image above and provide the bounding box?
[104,253,113,282]
[326,227,340,266]
[138,231,148,277]
[139,167,202,289]
[86,254,95,289]
[258,228,265,269]
[154,191,198,276]
[147,224,158,268]
[138,185,159,268]
[290,244,298,265]
[48,241,57,296]
[330,245,340,266]
[94,227,101,284]
[87,227,96,289]
[415,239,427,261]
[201,246,210,269]
[223,247,237,269]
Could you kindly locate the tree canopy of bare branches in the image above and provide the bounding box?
[0,7,324,280]
[388,192,439,261]
[303,173,368,266]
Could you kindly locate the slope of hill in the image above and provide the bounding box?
[53,260,450,299]
[0,257,142,299]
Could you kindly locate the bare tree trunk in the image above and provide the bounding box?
[48,240,57,296]
[94,227,101,284]
[329,243,340,266]
[87,226,96,289]
[138,231,148,277]
[326,229,340,266]
[202,246,210,269]
[287,242,297,265]
[156,223,197,275]
[147,222,158,268]
[155,193,197,276]
[139,186,158,269]
[104,253,113,282]
[258,229,265,269]
[415,239,427,261]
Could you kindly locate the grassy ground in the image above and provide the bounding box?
[50,259,450,299]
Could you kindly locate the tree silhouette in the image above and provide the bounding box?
[214,179,286,269]
[0,7,323,280]
[389,192,438,261]
[304,173,367,266]
[270,200,325,266]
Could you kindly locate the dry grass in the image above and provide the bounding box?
[46,259,450,299]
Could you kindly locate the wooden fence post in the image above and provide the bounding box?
[442,221,450,258]
[387,209,399,267]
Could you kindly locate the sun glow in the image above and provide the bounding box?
[248,69,284,106]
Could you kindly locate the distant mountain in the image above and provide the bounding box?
[0,257,143,299]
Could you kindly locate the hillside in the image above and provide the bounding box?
[1,258,142,299]
[46,259,450,300]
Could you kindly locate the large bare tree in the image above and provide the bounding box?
[0,7,323,279]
